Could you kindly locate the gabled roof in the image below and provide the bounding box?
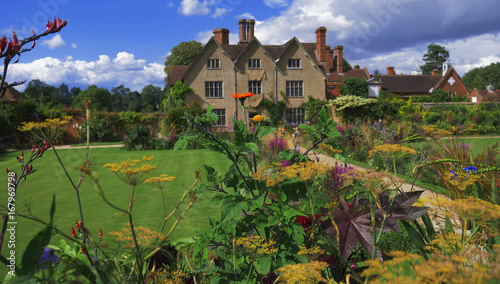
[471,88,500,101]
[373,74,440,94]
[1,84,27,102]
[166,66,190,86]
[233,36,277,66]
[275,37,326,79]
[327,66,370,84]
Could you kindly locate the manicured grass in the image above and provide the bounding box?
[70,142,124,147]
[0,148,229,270]
[409,136,500,156]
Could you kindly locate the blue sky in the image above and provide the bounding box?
[2,0,500,92]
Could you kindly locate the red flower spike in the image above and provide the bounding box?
[76,220,80,230]
[99,229,103,240]
[6,168,9,174]
[20,152,24,161]
[71,228,77,237]
[12,32,18,46]
[81,246,86,254]
[0,36,6,53]
[31,145,36,153]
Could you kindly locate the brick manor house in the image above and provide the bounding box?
[167,19,370,127]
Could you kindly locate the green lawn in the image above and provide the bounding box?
[0,147,229,272]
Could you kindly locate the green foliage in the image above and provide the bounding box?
[301,96,331,124]
[73,85,112,111]
[79,112,121,142]
[256,92,287,127]
[164,101,203,134]
[0,100,37,141]
[411,89,469,102]
[328,95,377,123]
[164,41,203,69]
[420,44,449,75]
[462,62,500,90]
[339,77,368,98]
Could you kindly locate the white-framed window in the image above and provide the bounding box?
[248,59,261,69]
[285,108,306,124]
[288,59,301,69]
[207,59,220,69]
[205,81,223,98]
[212,109,226,126]
[248,81,262,94]
[472,96,477,103]
[286,81,303,97]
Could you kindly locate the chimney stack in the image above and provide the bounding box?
[334,45,344,74]
[247,19,255,41]
[315,27,327,66]
[387,66,395,75]
[238,19,247,44]
[213,28,229,45]
[431,69,440,76]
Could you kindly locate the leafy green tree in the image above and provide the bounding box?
[462,62,500,90]
[163,81,191,111]
[23,79,57,105]
[124,91,142,112]
[140,84,164,112]
[420,44,449,75]
[73,85,112,111]
[55,83,73,107]
[110,85,130,112]
[339,77,368,98]
[328,95,377,123]
[164,41,203,70]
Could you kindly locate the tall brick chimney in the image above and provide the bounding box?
[238,19,247,44]
[247,19,255,41]
[387,66,395,75]
[213,28,229,45]
[334,45,344,74]
[315,27,327,65]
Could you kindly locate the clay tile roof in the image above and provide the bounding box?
[301,43,320,65]
[373,75,441,94]
[1,85,27,102]
[262,45,285,60]
[344,67,370,80]
[220,44,246,60]
[166,66,190,86]
[476,89,500,101]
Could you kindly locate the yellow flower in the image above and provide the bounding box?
[103,158,157,186]
[252,114,265,123]
[145,174,176,190]
[236,235,278,255]
[277,261,328,283]
[368,143,417,157]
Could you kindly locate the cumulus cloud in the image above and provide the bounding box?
[5,52,165,91]
[40,34,66,50]
[71,43,77,49]
[178,0,229,18]
[264,0,289,8]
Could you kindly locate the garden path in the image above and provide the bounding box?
[299,147,455,231]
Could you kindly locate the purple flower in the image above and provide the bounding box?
[450,169,457,181]
[335,125,345,135]
[281,159,292,167]
[39,248,59,268]
[463,166,478,174]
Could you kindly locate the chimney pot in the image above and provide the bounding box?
[315,27,327,68]
[334,45,344,74]
[238,19,247,44]
[387,66,395,75]
[213,28,229,45]
[247,19,255,41]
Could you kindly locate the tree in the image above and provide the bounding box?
[420,44,449,75]
[164,41,203,71]
[23,79,57,105]
[55,83,73,106]
[462,62,500,90]
[73,85,112,111]
[140,84,164,112]
[110,85,130,112]
[339,78,368,98]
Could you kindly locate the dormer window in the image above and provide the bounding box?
[288,59,301,69]
[207,59,220,69]
[248,59,261,69]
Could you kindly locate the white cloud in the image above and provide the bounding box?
[65,55,73,61]
[71,43,77,49]
[178,0,229,18]
[264,0,289,8]
[40,34,65,50]
[5,52,165,91]
[178,0,214,16]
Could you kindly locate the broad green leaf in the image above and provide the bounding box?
[257,126,276,140]
[254,256,272,275]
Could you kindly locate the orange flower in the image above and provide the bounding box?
[252,115,264,123]
[230,92,255,99]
